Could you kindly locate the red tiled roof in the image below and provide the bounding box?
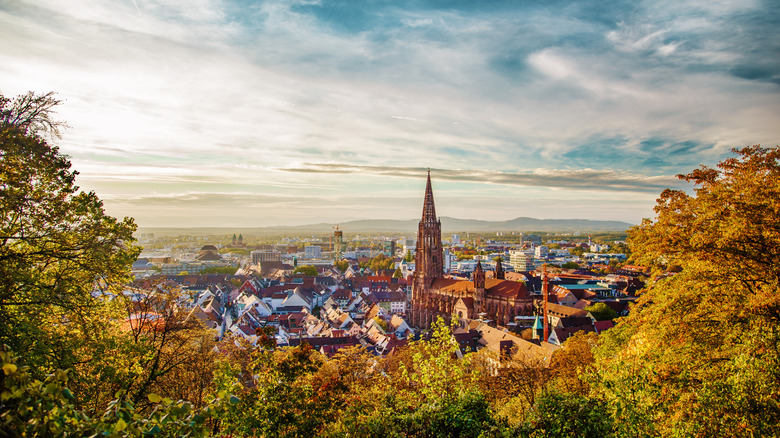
[594,320,614,333]
[457,297,474,309]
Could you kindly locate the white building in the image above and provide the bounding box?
[304,245,322,259]
[510,250,535,271]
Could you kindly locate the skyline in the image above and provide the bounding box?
[1,1,778,227]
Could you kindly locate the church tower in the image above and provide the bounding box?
[495,257,505,280]
[473,260,486,315]
[412,169,444,328]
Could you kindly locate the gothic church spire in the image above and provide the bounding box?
[412,169,444,328]
[421,168,437,224]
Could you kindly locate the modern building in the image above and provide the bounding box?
[510,250,535,271]
[251,250,282,264]
[304,245,322,259]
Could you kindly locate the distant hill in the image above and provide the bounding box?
[138,217,634,237]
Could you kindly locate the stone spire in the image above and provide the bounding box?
[421,168,437,225]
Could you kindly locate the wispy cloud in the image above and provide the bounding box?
[280,163,682,192]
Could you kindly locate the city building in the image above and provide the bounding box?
[251,249,282,264]
[305,245,322,259]
[510,250,535,271]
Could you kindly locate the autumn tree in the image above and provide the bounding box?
[334,259,349,273]
[0,346,224,437]
[0,92,139,382]
[359,253,396,272]
[594,146,780,437]
[0,92,222,418]
[583,302,618,321]
[0,91,227,435]
[215,342,328,437]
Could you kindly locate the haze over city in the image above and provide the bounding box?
[2,0,778,228]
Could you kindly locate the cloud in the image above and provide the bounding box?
[1,0,778,227]
[279,163,683,192]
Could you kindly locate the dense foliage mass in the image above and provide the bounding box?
[1,93,229,436]
[1,92,778,436]
[595,145,780,437]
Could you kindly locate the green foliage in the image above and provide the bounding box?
[293,264,317,276]
[517,391,614,438]
[583,302,618,321]
[334,259,350,273]
[0,93,221,425]
[360,254,396,272]
[372,316,389,332]
[594,146,780,437]
[399,317,468,402]
[610,242,630,256]
[213,319,514,437]
[0,92,140,396]
[200,266,237,274]
[0,346,224,437]
[216,342,328,437]
[561,261,580,270]
[354,391,502,438]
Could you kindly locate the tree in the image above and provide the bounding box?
[0,91,139,385]
[0,345,225,437]
[334,259,349,273]
[517,392,614,438]
[547,331,598,395]
[594,146,780,437]
[0,91,225,433]
[0,91,66,138]
[583,302,617,321]
[201,266,238,274]
[360,254,396,273]
[216,342,327,437]
[293,264,317,276]
[110,282,220,411]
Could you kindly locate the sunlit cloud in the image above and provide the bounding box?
[1,0,777,228]
[280,163,682,192]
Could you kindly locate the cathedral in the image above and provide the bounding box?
[411,170,535,328]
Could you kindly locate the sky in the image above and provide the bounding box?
[1,0,779,228]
